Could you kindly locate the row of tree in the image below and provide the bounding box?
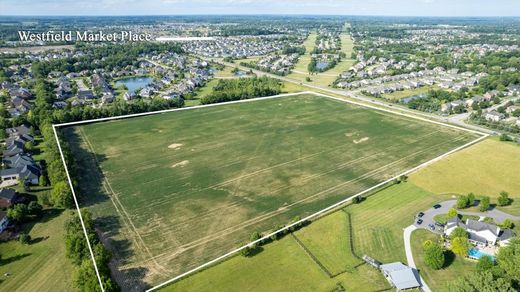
[200,77,282,105]
[65,210,118,291]
[456,191,511,211]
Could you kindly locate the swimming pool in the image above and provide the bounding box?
[468,248,496,261]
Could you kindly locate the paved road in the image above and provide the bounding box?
[403,225,432,292]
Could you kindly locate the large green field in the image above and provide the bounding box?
[63,92,478,287]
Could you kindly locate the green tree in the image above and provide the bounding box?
[6,204,29,222]
[500,219,514,229]
[27,201,43,217]
[496,238,520,283]
[424,242,445,270]
[451,237,471,257]
[497,191,510,206]
[456,195,469,209]
[467,193,475,207]
[479,196,490,212]
[51,181,73,208]
[476,255,495,272]
[250,231,261,242]
[450,271,515,292]
[447,208,458,219]
[450,227,468,239]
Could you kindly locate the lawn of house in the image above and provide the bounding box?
[0,209,74,292]
[411,229,476,292]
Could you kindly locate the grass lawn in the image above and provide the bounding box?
[409,139,520,214]
[411,229,476,292]
[162,232,389,292]
[294,211,361,275]
[63,93,477,286]
[164,207,389,292]
[0,209,74,292]
[345,182,452,263]
[382,86,437,101]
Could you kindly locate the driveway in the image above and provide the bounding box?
[412,200,456,233]
[414,200,520,230]
[403,225,432,292]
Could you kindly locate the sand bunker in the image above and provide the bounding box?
[353,137,369,144]
[168,143,183,150]
[171,160,189,168]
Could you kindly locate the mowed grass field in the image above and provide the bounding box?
[409,138,520,215]
[345,182,450,263]
[0,210,74,292]
[63,93,478,286]
[164,209,390,292]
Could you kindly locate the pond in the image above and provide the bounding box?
[115,76,153,93]
[316,61,330,70]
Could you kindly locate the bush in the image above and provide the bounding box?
[499,133,513,141]
[19,233,31,244]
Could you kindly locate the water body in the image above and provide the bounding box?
[316,61,329,70]
[115,76,153,93]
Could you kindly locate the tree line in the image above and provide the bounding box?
[200,76,282,105]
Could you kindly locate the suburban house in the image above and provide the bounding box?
[484,111,505,122]
[0,188,19,208]
[380,262,421,291]
[0,125,41,185]
[445,217,516,247]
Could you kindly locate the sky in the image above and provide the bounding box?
[1,0,520,17]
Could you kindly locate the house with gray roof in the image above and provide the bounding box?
[0,188,19,208]
[445,217,516,247]
[380,262,421,291]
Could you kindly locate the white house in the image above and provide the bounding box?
[445,218,516,247]
[484,111,505,122]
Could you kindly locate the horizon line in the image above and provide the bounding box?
[1,14,520,18]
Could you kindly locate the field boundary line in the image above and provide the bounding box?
[53,92,307,127]
[52,125,105,292]
[290,233,333,278]
[52,91,489,291]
